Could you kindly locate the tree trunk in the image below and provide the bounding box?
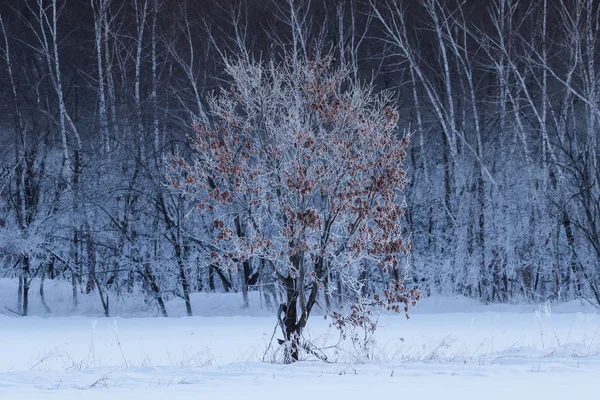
[17,276,23,315]
[144,263,168,317]
[175,242,192,316]
[71,266,78,310]
[40,265,51,314]
[208,264,216,291]
[240,268,249,308]
[86,233,96,294]
[282,280,300,363]
[323,272,331,309]
[22,255,30,316]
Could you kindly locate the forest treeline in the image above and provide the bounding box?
[1,0,600,316]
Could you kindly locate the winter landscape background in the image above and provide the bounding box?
[2,0,600,397]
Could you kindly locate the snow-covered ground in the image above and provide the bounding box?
[1,280,599,399]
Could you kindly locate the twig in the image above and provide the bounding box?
[262,318,281,362]
[580,296,600,310]
[4,306,23,316]
[300,338,330,363]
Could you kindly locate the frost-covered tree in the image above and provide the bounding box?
[168,55,419,362]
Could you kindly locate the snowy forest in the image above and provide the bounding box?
[2,0,600,320]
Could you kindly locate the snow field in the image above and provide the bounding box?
[1,302,599,399]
